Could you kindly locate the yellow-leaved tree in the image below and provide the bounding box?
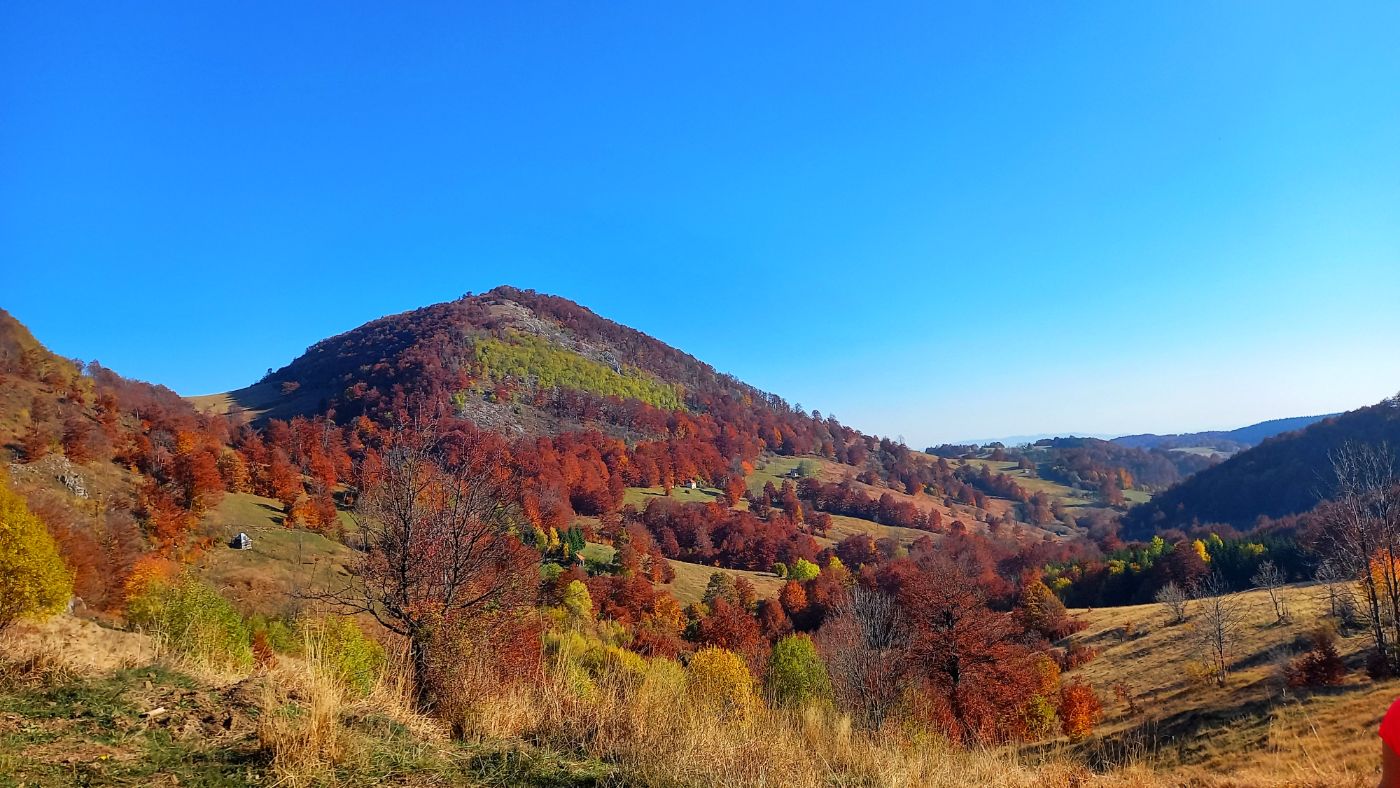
[686,647,756,720]
[0,474,73,630]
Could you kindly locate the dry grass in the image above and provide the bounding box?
[7,604,1386,786]
[437,644,1164,788]
[255,622,453,787]
[1058,582,1391,785]
[662,557,787,605]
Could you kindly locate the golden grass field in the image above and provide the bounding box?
[1055,582,1396,786]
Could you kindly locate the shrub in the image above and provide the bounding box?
[1021,693,1060,740]
[1058,680,1102,740]
[765,634,831,709]
[1058,640,1098,671]
[686,647,756,720]
[1285,627,1346,688]
[127,571,252,670]
[250,614,300,655]
[0,476,73,630]
[303,615,385,697]
[563,580,594,623]
[581,642,648,682]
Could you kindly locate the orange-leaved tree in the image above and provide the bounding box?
[321,416,537,710]
[1058,680,1103,740]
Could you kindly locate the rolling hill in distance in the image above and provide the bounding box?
[1111,413,1341,455]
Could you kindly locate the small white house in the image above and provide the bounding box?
[230,532,252,550]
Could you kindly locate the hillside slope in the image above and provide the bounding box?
[1059,583,1392,784]
[1122,397,1400,536]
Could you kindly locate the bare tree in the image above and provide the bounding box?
[1313,559,1351,621]
[1320,442,1400,672]
[817,586,910,731]
[1192,573,1245,686]
[322,423,536,709]
[1155,581,1189,625]
[1251,560,1290,624]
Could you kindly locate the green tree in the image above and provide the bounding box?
[764,634,831,708]
[703,571,738,606]
[563,579,594,623]
[0,476,73,630]
[789,558,821,582]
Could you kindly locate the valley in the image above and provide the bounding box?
[1,291,1397,787]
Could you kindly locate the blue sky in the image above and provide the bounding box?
[3,2,1398,445]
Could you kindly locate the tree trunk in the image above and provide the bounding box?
[410,633,433,712]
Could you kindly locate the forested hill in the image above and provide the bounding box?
[205,286,841,443]
[1111,413,1336,453]
[1121,397,1400,537]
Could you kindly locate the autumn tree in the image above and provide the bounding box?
[695,597,768,672]
[1058,680,1103,739]
[0,475,74,630]
[900,558,1042,744]
[817,586,910,730]
[325,420,537,709]
[1318,442,1400,673]
[686,646,757,720]
[1016,575,1074,640]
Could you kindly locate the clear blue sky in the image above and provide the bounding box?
[3,3,1398,445]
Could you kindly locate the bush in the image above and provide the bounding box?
[686,647,756,720]
[765,634,831,709]
[303,616,385,697]
[127,571,252,670]
[250,614,300,655]
[1058,640,1098,671]
[1021,693,1060,740]
[0,476,73,630]
[1058,681,1102,740]
[1286,627,1346,688]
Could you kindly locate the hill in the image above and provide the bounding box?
[192,286,1086,542]
[1055,582,1391,784]
[1122,397,1400,536]
[1112,414,1338,455]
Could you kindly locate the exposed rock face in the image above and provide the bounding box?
[8,454,88,498]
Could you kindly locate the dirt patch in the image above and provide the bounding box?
[120,674,265,743]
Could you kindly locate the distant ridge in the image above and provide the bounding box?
[1121,398,1399,535]
[1110,413,1338,454]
